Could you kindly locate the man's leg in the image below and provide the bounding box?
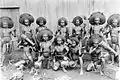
[79,57,83,75]
[86,62,94,71]
[61,60,68,72]
[101,41,118,56]
[1,44,6,67]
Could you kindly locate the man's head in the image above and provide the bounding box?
[58,17,68,27]
[112,19,118,27]
[3,21,8,28]
[42,33,49,41]
[94,17,100,25]
[36,17,47,26]
[24,19,30,26]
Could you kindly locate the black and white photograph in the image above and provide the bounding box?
[0,0,120,80]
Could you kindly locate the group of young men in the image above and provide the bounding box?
[0,12,120,79]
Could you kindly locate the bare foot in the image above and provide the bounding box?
[34,72,39,76]
[80,71,83,75]
[62,67,67,73]
[100,71,104,76]
[29,68,34,75]
[110,62,114,65]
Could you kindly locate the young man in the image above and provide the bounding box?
[106,15,120,65]
[86,34,118,75]
[36,17,47,33]
[0,16,14,68]
[19,13,35,74]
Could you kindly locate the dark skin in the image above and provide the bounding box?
[24,19,30,26]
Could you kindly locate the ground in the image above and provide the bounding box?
[0,50,114,80]
[0,65,113,80]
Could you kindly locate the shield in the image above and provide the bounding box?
[36,29,53,42]
[0,16,14,28]
[107,14,120,25]
[89,12,106,25]
[19,13,34,25]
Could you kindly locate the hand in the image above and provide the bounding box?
[67,39,72,44]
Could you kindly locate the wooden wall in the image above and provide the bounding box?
[0,0,120,31]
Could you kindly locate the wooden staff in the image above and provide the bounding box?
[118,27,120,66]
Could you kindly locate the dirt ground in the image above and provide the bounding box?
[0,65,113,80]
[0,50,114,80]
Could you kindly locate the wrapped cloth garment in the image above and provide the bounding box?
[89,12,106,25]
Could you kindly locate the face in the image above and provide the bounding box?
[112,19,118,27]
[93,40,99,47]
[71,40,77,47]
[75,19,80,26]
[43,34,49,41]
[3,22,8,28]
[39,20,44,26]
[60,20,65,26]
[24,19,30,26]
[57,37,63,44]
[95,17,100,24]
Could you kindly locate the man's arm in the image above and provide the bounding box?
[100,41,118,56]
